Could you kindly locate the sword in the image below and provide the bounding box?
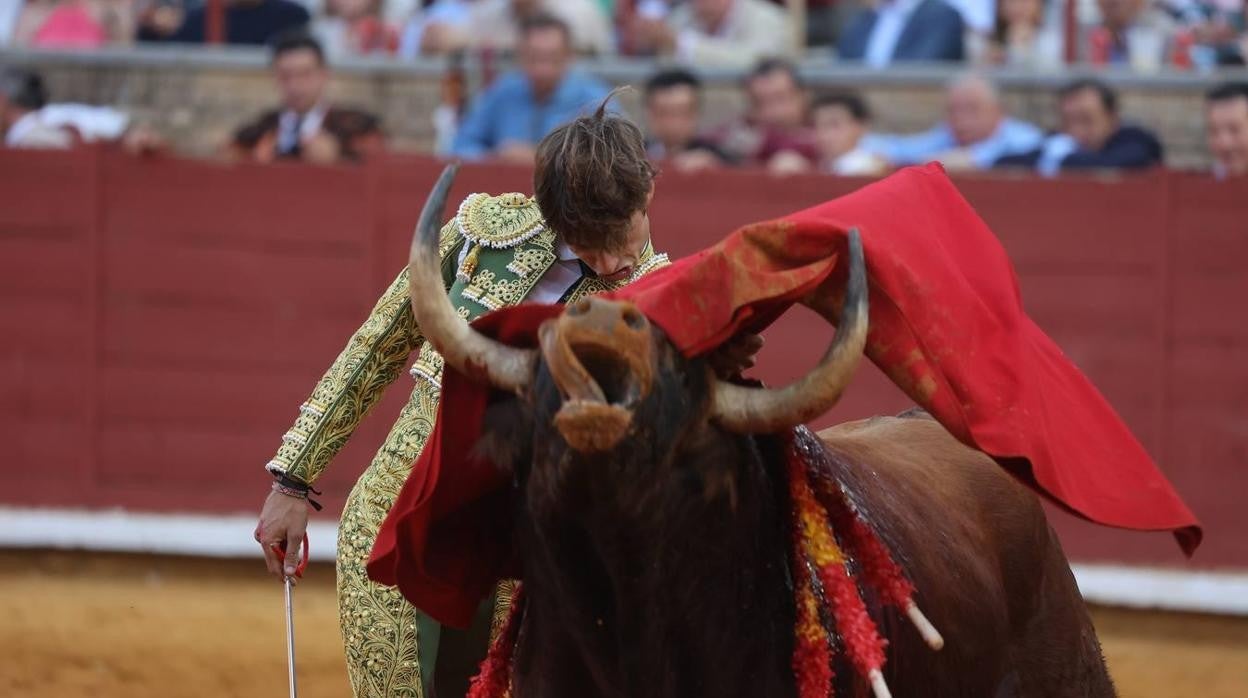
[272,536,310,698]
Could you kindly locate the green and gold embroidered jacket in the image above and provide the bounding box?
[266,192,670,484]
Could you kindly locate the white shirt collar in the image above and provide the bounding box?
[279,103,328,140]
[554,239,580,263]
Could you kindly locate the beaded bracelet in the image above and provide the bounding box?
[271,474,325,511]
[272,481,309,499]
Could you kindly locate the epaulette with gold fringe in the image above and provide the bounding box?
[455,192,546,283]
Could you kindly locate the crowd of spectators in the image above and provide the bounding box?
[1,4,1246,179]
[2,0,1246,70]
[634,58,1225,176]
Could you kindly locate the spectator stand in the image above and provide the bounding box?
[1,44,1240,167]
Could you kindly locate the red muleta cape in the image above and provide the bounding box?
[369,163,1201,628]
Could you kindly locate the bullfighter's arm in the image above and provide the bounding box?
[264,219,464,485]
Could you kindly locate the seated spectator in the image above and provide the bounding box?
[707,58,818,167]
[795,91,887,176]
[642,68,729,172]
[1084,0,1176,69]
[312,0,399,58]
[838,0,965,66]
[996,79,1164,175]
[404,0,613,57]
[969,0,1062,68]
[10,0,134,48]
[450,14,610,162]
[161,0,310,45]
[1175,0,1248,67]
[628,0,795,68]
[135,0,201,42]
[861,73,1043,170]
[229,33,383,163]
[1,68,161,151]
[1205,81,1248,178]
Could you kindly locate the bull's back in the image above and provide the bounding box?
[815,415,1113,697]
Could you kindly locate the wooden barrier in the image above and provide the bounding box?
[1,148,1244,569]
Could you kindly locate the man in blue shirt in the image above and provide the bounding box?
[996,79,1164,177]
[451,13,611,163]
[860,73,1043,171]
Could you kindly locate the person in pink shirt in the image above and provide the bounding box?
[13,0,132,49]
[707,58,819,168]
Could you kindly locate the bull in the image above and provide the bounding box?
[406,168,1116,697]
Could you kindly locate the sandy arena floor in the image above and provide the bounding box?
[1,551,1245,697]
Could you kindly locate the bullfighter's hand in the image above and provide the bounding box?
[707,332,765,379]
[255,489,309,583]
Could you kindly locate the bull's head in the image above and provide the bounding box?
[411,165,868,694]
[409,165,868,452]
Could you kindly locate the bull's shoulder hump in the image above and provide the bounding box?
[815,415,961,454]
[454,192,546,249]
[815,414,911,439]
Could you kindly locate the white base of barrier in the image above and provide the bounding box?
[1,506,1244,616]
[0,506,339,561]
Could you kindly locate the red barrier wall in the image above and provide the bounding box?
[1,149,1245,569]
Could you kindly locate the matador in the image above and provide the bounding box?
[254,106,676,697]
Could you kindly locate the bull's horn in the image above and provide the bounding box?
[711,228,868,433]
[408,164,536,393]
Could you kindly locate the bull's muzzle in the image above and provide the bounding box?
[539,297,654,453]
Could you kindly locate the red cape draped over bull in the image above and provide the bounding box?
[368,164,1201,628]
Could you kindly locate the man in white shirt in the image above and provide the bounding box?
[405,0,614,56]
[630,0,796,68]
[1,68,136,149]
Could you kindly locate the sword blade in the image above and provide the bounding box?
[284,576,298,698]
